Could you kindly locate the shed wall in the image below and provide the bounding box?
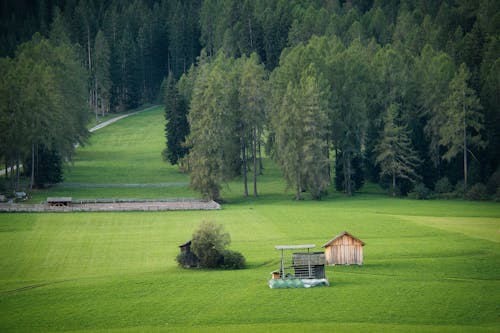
[324,235,363,265]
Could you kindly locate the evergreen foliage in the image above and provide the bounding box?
[163,71,189,166]
[375,104,421,197]
[1,0,499,200]
[439,63,486,191]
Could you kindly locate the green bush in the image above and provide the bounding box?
[466,183,489,201]
[454,181,466,198]
[190,221,245,269]
[176,251,199,268]
[408,183,432,200]
[435,177,453,194]
[221,250,246,269]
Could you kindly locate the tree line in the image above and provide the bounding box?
[1,0,499,199]
[162,0,499,201]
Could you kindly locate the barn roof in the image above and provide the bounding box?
[322,231,365,247]
[275,244,315,250]
[179,240,192,248]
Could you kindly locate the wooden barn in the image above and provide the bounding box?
[322,231,365,265]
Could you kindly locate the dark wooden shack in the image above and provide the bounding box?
[178,240,199,267]
[322,231,365,265]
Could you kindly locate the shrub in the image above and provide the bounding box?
[191,221,229,268]
[408,183,432,200]
[466,183,489,201]
[176,251,199,268]
[435,177,453,194]
[486,169,500,195]
[454,181,466,198]
[189,221,246,270]
[221,250,246,269]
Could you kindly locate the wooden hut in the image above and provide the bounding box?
[322,231,365,265]
[178,240,199,267]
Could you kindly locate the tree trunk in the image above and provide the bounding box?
[258,129,263,175]
[296,172,302,200]
[248,18,254,51]
[346,152,352,196]
[253,128,258,197]
[392,171,396,197]
[326,138,331,180]
[242,138,248,197]
[30,143,35,189]
[15,153,20,190]
[9,158,14,189]
[95,77,99,121]
[463,88,467,193]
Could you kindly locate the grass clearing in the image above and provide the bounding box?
[1,106,499,332]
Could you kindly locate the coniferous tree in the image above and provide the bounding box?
[415,45,455,168]
[185,52,239,201]
[330,39,369,196]
[273,65,330,200]
[238,53,267,197]
[94,30,111,119]
[375,104,421,197]
[163,71,189,166]
[439,63,486,191]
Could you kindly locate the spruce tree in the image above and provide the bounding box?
[163,71,189,166]
[375,104,421,197]
[439,63,485,191]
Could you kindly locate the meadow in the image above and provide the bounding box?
[1,107,499,332]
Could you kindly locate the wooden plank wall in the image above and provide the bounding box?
[325,235,363,265]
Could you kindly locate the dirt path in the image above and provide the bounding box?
[88,105,159,133]
[0,105,160,176]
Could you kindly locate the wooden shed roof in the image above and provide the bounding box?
[275,244,315,250]
[179,240,192,248]
[322,231,365,247]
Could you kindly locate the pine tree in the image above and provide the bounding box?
[238,53,267,197]
[330,39,369,196]
[274,65,330,200]
[439,63,485,191]
[94,30,111,119]
[185,52,239,201]
[375,104,421,197]
[163,71,189,166]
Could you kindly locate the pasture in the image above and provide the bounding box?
[1,107,499,332]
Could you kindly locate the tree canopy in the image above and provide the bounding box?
[1,0,499,199]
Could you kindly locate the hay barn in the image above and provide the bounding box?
[322,231,365,265]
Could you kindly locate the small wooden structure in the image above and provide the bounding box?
[322,231,365,265]
[47,197,72,207]
[275,244,325,279]
[269,244,329,289]
[178,240,199,267]
[292,252,326,279]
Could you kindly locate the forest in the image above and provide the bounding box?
[0,0,499,200]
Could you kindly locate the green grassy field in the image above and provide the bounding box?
[1,106,499,332]
[28,107,198,203]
